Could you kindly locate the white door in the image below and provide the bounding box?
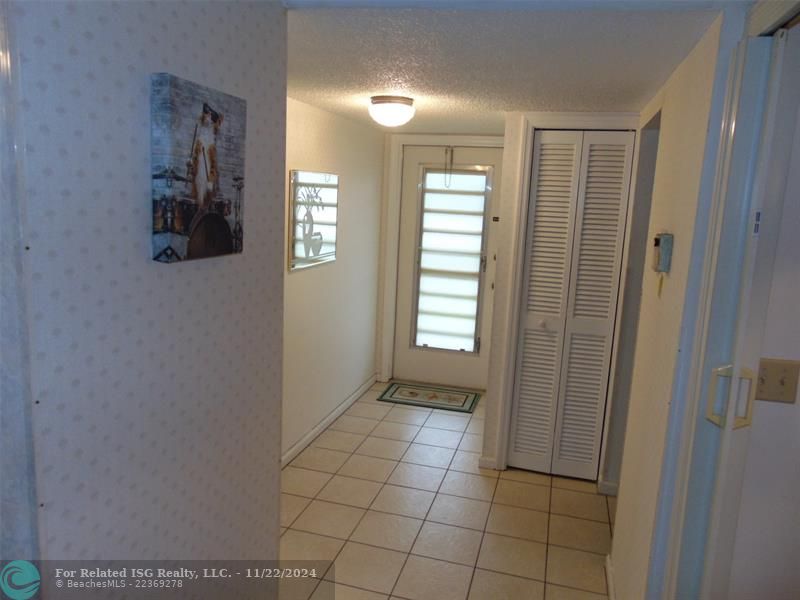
[669,35,786,599]
[508,130,634,479]
[507,131,583,473]
[393,145,503,389]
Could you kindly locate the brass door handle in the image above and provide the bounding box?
[733,367,756,429]
[706,365,733,427]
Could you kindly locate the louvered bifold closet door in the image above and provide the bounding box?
[508,131,583,472]
[550,130,634,479]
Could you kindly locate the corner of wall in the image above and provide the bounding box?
[0,0,39,560]
[283,99,385,455]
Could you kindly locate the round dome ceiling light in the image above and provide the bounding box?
[368,95,415,127]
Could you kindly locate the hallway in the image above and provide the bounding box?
[280,384,616,599]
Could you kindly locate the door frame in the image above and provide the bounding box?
[376,134,504,382]
[480,112,639,473]
[656,28,800,600]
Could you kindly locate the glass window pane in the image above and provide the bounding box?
[424,193,485,213]
[423,213,484,234]
[421,232,483,253]
[290,170,338,270]
[425,171,486,192]
[420,252,480,273]
[417,314,476,336]
[295,171,338,185]
[418,294,477,317]
[419,273,479,297]
[416,332,475,352]
[412,167,490,352]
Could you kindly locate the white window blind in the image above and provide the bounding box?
[414,170,489,352]
[289,170,338,270]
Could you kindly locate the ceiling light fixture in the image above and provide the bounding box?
[368,95,415,127]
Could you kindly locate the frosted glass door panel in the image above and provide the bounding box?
[414,169,489,353]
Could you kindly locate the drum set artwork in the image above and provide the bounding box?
[151,74,246,263]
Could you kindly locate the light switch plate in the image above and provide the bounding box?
[756,358,799,403]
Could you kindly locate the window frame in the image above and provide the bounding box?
[288,170,339,272]
[409,164,494,354]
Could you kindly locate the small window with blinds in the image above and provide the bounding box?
[289,170,338,271]
[413,168,490,352]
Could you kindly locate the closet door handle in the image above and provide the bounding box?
[733,367,757,429]
[706,365,733,427]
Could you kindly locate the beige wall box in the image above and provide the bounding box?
[756,358,800,403]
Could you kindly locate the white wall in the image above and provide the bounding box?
[10,0,286,560]
[728,105,800,600]
[611,15,727,600]
[283,98,384,458]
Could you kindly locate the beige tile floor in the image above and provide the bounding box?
[280,383,617,600]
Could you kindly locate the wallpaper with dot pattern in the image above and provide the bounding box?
[10,0,286,560]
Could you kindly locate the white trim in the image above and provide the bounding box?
[477,456,497,470]
[519,111,638,131]
[747,1,800,36]
[486,114,533,471]
[606,554,618,600]
[598,129,641,485]
[376,134,504,382]
[598,477,619,497]
[280,375,376,466]
[699,36,773,599]
[484,112,638,472]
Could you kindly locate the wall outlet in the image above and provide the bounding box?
[756,358,800,404]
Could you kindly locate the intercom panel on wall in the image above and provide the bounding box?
[652,233,674,273]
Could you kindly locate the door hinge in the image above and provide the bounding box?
[480,255,487,273]
[475,337,481,353]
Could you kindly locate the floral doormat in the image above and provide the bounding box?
[378,381,480,413]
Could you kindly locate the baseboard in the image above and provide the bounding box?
[478,455,498,470]
[597,476,619,496]
[281,375,376,467]
[606,554,617,600]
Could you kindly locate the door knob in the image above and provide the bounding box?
[539,320,548,329]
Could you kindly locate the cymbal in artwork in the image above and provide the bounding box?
[152,166,190,183]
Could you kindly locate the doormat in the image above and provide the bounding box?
[378,382,480,413]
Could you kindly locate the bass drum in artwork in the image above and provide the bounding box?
[186,212,234,260]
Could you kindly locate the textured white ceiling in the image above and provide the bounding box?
[288,7,720,133]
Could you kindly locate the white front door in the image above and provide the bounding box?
[392,145,503,389]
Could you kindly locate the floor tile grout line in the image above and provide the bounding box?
[288,399,388,593]
[285,524,607,595]
[283,395,609,597]
[288,510,610,558]
[306,565,603,600]
[543,474,554,600]
[464,460,501,600]
[310,426,405,596]
[386,425,459,599]
[285,475,611,526]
